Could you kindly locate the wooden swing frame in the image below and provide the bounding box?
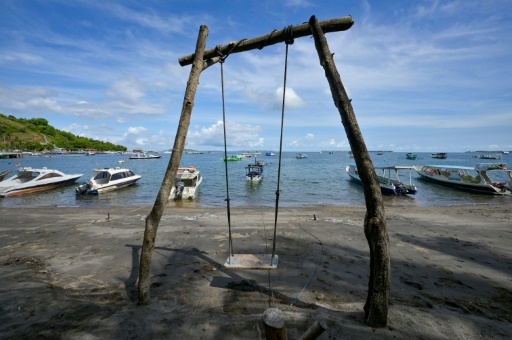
[137,14,390,329]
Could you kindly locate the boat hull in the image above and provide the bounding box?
[87,178,141,195]
[415,169,507,195]
[1,176,82,197]
[346,165,417,195]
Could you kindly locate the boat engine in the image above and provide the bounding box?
[175,181,185,199]
[397,183,409,195]
[75,181,91,195]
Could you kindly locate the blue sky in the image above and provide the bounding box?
[1,0,511,152]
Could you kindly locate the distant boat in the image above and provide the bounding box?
[169,166,202,200]
[223,155,243,161]
[1,167,82,197]
[240,152,252,158]
[129,151,161,159]
[346,164,418,195]
[478,153,502,160]
[163,150,172,154]
[246,159,264,182]
[431,153,447,159]
[376,151,384,155]
[265,152,276,156]
[85,152,95,156]
[76,167,141,195]
[415,163,512,195]
[406,153,417,160]
[296,153,308,159]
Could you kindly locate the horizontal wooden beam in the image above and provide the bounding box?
[178,15,354,66]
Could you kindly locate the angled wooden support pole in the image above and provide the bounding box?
[178,16,354,66]
[298,319,328,340]
[309,15,390,328]
[137,25,209,305]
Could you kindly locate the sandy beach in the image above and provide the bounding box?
[1,203,511,339]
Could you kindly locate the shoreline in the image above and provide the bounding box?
[1,204,511,338]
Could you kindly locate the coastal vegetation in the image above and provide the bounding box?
[0,113,126,152]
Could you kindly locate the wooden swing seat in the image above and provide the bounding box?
[224,254,278,270]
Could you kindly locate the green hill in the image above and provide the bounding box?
[0,113,127,152]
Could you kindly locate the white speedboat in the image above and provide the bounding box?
[0,167,83,197]
[169,166,202,200]
[415,163,512,195]
[296,153,308,159]
[76,167,141,195]
[129,151,161,159]
[246,159,264,182]
[346,164,418,195]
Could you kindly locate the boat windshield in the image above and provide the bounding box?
[37,172,63,180]
[93,172,110,180]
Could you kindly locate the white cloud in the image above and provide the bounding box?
[106,77,145,102]
[306,133,314,139]
[189,120,263,148]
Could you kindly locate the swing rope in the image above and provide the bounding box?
[271,26,294,261]
[219,57,234,258]
[219,27,293,266]
[217,39,246,259]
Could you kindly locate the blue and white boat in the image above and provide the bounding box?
[76,167,141,195]
[129,151,161,159]
[415,163,512,195]
[346,164,418,195]
[246,159,264,182]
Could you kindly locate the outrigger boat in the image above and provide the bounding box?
[415,163,512,195]
[346,164,418,195]
[0,167,82,197]
[246,159,264,182]
[169,166,202,200]
[76,167,141,195]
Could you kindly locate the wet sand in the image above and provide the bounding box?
[1,204,511,339]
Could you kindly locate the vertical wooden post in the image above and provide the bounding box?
[137,25,209,305]
[308,15,390,327]
[263,308,287,340]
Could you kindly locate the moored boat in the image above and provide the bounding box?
[169,166,202,199]
[76,167,141,195]
[129,151,161,159]
[223,155,243,161]
[265,152,276,156]
[296,153,308,159]
[0,167,83,197]
[415,163,512,195]
[406,153,417,160]
[246,159,264,182]
[478,153,502,160]
[346,164,418,195]
[431,153,447,159]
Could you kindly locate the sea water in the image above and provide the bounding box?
[0,152,511,209]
